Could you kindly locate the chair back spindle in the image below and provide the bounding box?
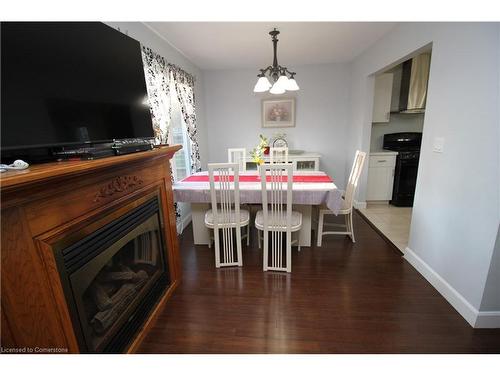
[260,163,293,272]
[227,148,246,172]
[344,150,367,210]
[269,147,289,164]
[208,163,243,267]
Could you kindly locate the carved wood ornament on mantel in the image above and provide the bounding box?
[94,176,144,202]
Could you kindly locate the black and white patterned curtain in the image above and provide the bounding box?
[141,46,202,231]
[172,69,201,173]
[141,46,172,144]
[141,46,201,173]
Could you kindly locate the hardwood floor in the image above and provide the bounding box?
[137,211,500,353]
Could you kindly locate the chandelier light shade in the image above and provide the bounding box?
[253,28,299,94]
[269,82,286,95]
[275,74,289,88]
[285,76,300,91]
[253,75,272,92]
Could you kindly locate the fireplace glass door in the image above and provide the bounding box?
[56,198,170,352]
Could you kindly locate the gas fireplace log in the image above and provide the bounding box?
[120,264,149,280]
[119,264,134,273]
[121,264,148,278]
[134,270,149,281]
[91,283,138,334]
[102,268,148,283]
[110,278,147,305]
[102,270,139,282]
[102,283,119,297]
[90,277,149,334]
[89,283,113,311]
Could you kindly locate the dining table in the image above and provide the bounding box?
[173,170,342,247]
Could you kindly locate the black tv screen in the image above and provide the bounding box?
[1,22,154,151]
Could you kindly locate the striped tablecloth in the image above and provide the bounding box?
[173,171,342,214]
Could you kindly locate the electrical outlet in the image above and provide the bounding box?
[433,137,444,153]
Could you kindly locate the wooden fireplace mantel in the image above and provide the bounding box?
[1,145,182,353]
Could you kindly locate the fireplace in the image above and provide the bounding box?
[54,198,170,353]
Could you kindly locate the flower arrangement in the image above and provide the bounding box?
[269,104,289,121]
[250,134,269,165]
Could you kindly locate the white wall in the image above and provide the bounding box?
[106,22,209,231]
[204,63,351,187]
[347,22,500,327]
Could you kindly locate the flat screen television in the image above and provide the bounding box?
[1,22,154,161]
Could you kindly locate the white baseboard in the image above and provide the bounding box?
[354,200,367,209]
[404,247,500,328]
[475,311,500,328]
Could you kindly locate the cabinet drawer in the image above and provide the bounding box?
[369,155,396,168]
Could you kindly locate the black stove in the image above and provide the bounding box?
[383,132,422,207]
[398,150,420,160]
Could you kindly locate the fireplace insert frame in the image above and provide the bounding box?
[52,194,171,353]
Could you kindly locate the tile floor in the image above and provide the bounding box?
[358,204,412,252]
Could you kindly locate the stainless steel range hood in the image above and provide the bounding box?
[398,53,431,113]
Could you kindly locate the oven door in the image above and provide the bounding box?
[391,157,419,206]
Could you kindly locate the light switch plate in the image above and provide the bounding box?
[433,137,444,153]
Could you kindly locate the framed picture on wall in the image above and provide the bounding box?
[262,98,295,128]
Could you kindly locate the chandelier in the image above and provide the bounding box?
[253,28,299,94]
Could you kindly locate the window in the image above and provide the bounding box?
[170,95,191,182]
[169,94,192,234]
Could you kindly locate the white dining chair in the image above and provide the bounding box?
[205,163,250,268]
[317,150,366,246]
[227,148,246,172]
[269,147,288,164]
[255,164,302,273]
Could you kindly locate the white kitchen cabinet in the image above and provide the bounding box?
[366,152,397,201]
[372,73,394,123]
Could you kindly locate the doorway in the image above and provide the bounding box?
[360,47,432,252]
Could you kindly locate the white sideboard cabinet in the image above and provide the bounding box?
[245,152,321,172]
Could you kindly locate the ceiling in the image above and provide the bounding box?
[145,22,398,70]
